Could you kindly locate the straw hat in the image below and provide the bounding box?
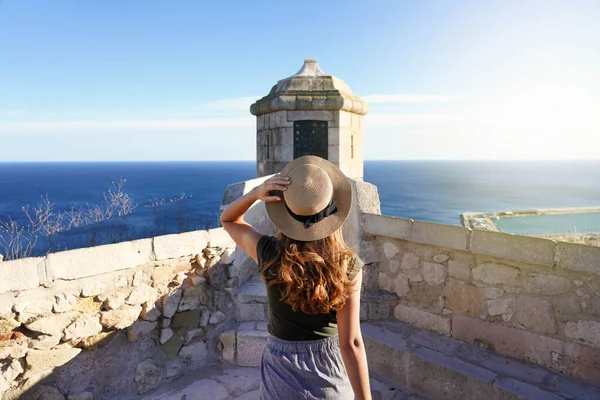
[265,155,352,241]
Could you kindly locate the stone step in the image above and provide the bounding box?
[370,372,431,400]
[219,323,269,367]
[237,279,268,322]
[362,321,600,400]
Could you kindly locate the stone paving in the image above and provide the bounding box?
[140,363,427,400]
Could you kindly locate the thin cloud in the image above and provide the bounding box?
[0,118,253,132]
[363,94,459,103]
[200,96,260,110]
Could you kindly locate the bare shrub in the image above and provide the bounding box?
[0,217,38,260]
[0,178,138,261]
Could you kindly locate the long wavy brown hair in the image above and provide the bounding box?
[261,228,359,314]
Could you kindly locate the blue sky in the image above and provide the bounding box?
[1,0,599,161]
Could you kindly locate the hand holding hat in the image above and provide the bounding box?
[253,175,291,203]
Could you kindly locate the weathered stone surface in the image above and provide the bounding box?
[405,268,423,282]
[47,238,152,281]
[513,296,557,335]
[160,328,173,344]
[565,320,600,347]
[199,310,211,327]
[220,330,236,363]
[1,358,23,382]
[100,305,141,330]
[186,327,204,344]
[179,341,208,363]
[208,262,227,288]
[208,227,236,248]
[134,360,163,394]
[140,301,161,322]
[161,289,182,318]
[0,316,20,336]
[80,281,107,298]
[400,252,420,271]
[564,341,600,384]
[165,362,185,378]
[160,318,171,328]
[162,332,185,359]
[368,302,391,320]
[178,283,206,311]
[422,262,446,285]
[31,334,61,350]
[153,230,209,260]
[0,374,8,394]
[127,320,157,342]
[525,273,571,296]
[557,241,600,274]
[239,303,265,322]
[74,331,116,351]
[53,293,78,313]
[588,297,600,318]
[0,257,42,294]
[394,275,410,298]
[115,275,128,287]
[472,263,521,286]
[433,254,449,263]
[557,295,582,320]
[63,314,102,341]
[388,260,400,274]
[104,289,129,310]
[67,392,93,400]
[482,287,504,299]
[171,310,200,328]
[209,311,226,325]
[25,312,78,337]
[410,220,470,250]
[126,283,158,306]
[409,346,497,400]
[448,259,471,281]
[13,293,54,316]
[407,282,444,313]
[471,230,556,267]
[220,247,236,265]
[382,242,399,259]
[378,273,391,292]
[444,284,483,315]
[71,297,103,314]
[394,304,450,335]
[151,265,177,284]
[28,385,65,400]
[0,339,28,359]
[451,314,563,370]
[237,329,269,367]
[238,281,267,303]
[487,298,514,321]
[25,348,82,377]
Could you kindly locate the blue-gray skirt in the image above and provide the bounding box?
[259,334,354,400]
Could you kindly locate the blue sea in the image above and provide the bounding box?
[1,161,599,257]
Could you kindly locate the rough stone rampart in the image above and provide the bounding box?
[362,212,600,385]
[0,228,241,399]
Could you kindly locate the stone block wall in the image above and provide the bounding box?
[362,212,600,385]
[255,109,364,179]
[0,228,244,399]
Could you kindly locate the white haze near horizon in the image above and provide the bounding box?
[1,85,598,161]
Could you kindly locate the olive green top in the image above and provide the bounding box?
[257,235,363,341]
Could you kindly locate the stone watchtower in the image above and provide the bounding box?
[250,59,369,180]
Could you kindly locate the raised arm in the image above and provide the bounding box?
[220,175,290,263]
[337,271,371,400]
